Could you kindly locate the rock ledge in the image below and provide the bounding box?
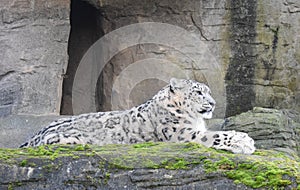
[0,143,299,190]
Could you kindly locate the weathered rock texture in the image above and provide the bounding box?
[62,0,227,116]
[60,0,300,118]
[0,0,70,116]
[0,115,64,148]
[0,0,299,118]
[222,107,300,156]
[0,143,299,189]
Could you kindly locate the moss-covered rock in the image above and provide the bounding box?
[0,143,299,189]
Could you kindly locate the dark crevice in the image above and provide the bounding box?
[60,0,104,115]
[225,0,257,117]
[0,71,15,81]
[190,14,209,41]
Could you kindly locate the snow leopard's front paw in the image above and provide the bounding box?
[228,131,255,154]
[212,131,256,154]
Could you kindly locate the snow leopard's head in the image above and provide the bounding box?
[169,78,216,119]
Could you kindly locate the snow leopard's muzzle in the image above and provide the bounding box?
[197,95,216,119]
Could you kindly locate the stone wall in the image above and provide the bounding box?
[62,0,299,118]
[0,0,299,118]
[0,0,70,116]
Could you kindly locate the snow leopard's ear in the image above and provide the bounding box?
[170,78,185,93]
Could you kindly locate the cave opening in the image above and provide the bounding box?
[60,0,104,115]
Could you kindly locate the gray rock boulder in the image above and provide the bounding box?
[222,107,300,156]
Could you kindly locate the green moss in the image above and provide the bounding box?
[133,142,159,148]
[202,156,235,173]
[201,149,300,189]
[8,184,13,190]
[225,161,293,188]
[161,158,192,170]
[74,144,90,151]
[182,142,203,151]
[19,159,28,167]
[5,182,22,190]
[0,143,299,189]
[104,173,110,184]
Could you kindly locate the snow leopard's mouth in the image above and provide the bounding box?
[198,108,213,114]
[199,108,214,119]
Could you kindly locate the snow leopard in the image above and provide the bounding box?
[20,78,255,154]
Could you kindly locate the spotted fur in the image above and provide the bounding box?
[20,78,255,154]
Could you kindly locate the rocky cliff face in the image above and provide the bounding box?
[0,0,70,116]
[0,0,299,118]
[65,0,299,118]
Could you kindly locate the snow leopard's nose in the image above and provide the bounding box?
[209,99,216,107]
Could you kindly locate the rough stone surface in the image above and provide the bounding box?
[0,143,299,189]
[224,0,257,117]
[222,107,300,156]
[65,0,227,117]
[0,0,298,118]
[0,0,70,116]
[0,115,64,148]
[253,1,300,115]
[64,0,300,118]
